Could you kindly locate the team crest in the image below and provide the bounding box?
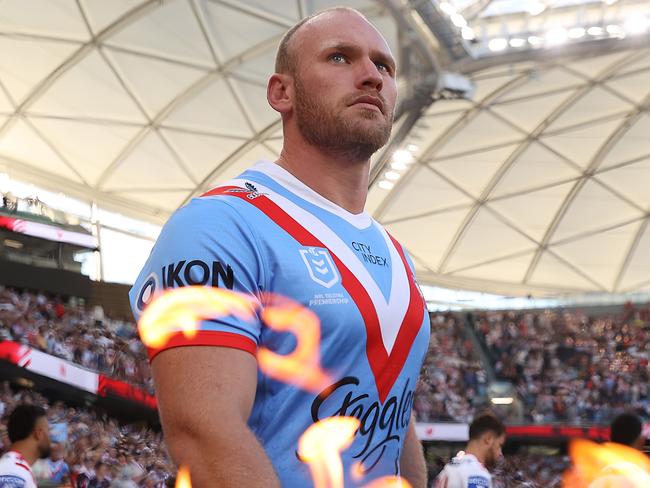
[299,247,339,288]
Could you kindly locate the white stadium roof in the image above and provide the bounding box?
[1,0,649,295]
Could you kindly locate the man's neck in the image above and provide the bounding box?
[10,442,37,465]
[277,141,370,215]
[464,444,486,467]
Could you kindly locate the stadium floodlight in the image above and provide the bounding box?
[407,144,419,152]
[528,35,543,45]
[606,24,623,36]
[587,26,605,36]
[378,180,394,190]
[509,38,526,48]
[624,16,648,35]
[392,149,414,165]
[491,397,514,405]
[462,26,476,40]
[488,38,508,51]
[568,27,586,39]
[384,171,401,181]
[451,13,468,28]
[439,2,456,16]
[545,28,568,45]
[391,162,408,171]
[3,239,23,249]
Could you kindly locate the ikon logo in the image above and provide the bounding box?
[299,247,340,288]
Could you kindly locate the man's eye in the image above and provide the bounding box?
[376,62,391,73]
[330,53,346,63]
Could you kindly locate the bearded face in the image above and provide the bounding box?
[485,434,505,470]
[293,75,393,162]
[37,431,51,459]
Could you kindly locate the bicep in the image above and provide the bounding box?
[152,345,258,441]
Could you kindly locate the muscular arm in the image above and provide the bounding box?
[152,346,280,488]
[400,415,427,488]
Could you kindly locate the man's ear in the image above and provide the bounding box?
[267,73,293,114]
[483,432,495,446]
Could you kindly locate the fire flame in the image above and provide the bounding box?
[257,298,330,392]
[297,416,413,488]
[175,466,191,488]
[299,416,360,488]
[139,288,409,488]
[364,477,412,487]
[138,286,256,349]
[564,439,650,487]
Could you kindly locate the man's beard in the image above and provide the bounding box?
[485,452,502,471]
[294,78,392,162]
[38,440,51,459]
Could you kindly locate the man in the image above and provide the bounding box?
[434,414,506,488]
[0,404,51,488]
[610,412,646,451]
[44,443,70,485]
[130,7,430,488]
[587,412,649,488]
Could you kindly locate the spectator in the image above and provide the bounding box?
[0,404,51,488]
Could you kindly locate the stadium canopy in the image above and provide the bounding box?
[0,0,649,296]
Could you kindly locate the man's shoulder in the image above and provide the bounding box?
[0,453,34,487]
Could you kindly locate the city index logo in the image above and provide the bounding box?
[136,260,234,311]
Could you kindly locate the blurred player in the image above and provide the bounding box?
[609,412,646,452]
[588,412,648,488]
[0,404,51,488]
[131,6,430,488]
[434,414,506,488]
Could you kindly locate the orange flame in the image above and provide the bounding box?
[364,477,412,488]
[298,416,412,488]
[257,298,330,392]
[138,286,256,349]
[175,466,191,488]
[564,439,650,487]
[139,288,409,487]
[299,416,360,488]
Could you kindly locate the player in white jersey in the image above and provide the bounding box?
[0,404,51,488]
[434,414,506,488]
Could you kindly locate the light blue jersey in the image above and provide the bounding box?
[130,161,430,487]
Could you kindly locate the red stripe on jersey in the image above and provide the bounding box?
[14,461,31,472]
[202,186,425,402]
[147,330,257,361]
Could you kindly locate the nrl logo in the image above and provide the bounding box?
[226,182,266,200]
[299,247,340,288]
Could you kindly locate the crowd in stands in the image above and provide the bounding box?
[0,287,153,392]
[2,282,650,486]
[413,313,488,423]
[474,305,650,424]
[0,382,173,487]
[492,453,568,487]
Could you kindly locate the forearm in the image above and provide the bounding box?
[400,417,427,488]
[166,423,281,488]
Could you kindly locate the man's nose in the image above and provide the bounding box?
[356,58,383,91]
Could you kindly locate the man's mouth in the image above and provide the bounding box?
[350,95,384,114]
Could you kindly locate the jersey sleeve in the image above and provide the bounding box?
[0,466,34,488]
[434,465,464,488]
[129,196,267,360]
